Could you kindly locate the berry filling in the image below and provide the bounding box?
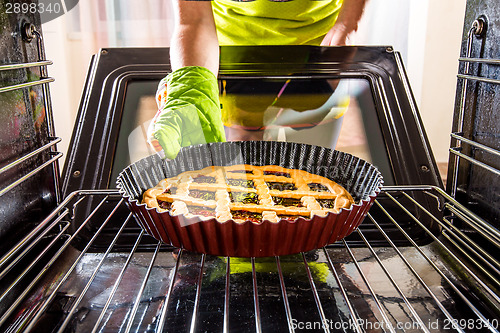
[317,199,336,209]
[189,190,216,201]
[272,197,303,207]
[308,183,330,192]
[264,171,291,178]
[227,179,255,188]
[188,205,216,217]
[158,200,172,210]
[227,170,254,174]
[231,210,263,222]
[266,182,297,191]
[192,175,216,184]
[279,215,300,221]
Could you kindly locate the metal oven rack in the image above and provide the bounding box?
[449,17,500,197]
[0,186,499,332]
[0,23,61,201]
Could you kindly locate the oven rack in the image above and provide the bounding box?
[0,24,61,203]
[0,186,498,332]
[449,17,500,202]
[0,136,61,197]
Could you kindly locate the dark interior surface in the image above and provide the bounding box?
[0,2,58,257]
[448,0,500,230]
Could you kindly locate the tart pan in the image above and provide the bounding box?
[116,141,383,257]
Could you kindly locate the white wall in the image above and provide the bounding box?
[355,0,466,164]
[42,0,174,167]
[43,0,467,169]
[42,15,80,168]
[419,0,467,163]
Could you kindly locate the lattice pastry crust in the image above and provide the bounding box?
[142,165,354,223]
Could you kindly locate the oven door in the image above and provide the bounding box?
[61,46,443,249]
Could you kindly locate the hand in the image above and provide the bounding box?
[320,23,352,46]
[148,66,226,159]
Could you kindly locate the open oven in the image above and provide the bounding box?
[0,1,499,332]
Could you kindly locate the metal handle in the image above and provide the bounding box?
[471,16,486,38]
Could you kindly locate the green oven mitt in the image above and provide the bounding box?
[148,66,226,159]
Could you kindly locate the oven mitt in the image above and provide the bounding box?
[148,66,226,159]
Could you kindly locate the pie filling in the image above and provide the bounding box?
[227,170,254,174]
[189,190,216,201]
[308,183,330,192]
[317,199,336,209]
[159,200,172,210]
[279,215,301,221]
[231,210,262,223]
[227,179,255,188]
[192,175,216,184]
[229,191,259,204]
[266,182,297,191]
[187,205,216,217]
[272,197,303,207]
[264,171,291,178]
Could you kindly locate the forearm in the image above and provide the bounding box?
[321,0,368,46]
[335,0,367,34]
[170,0,220,76]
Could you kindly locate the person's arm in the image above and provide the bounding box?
[321,0,368,46]
[170,0,219,76]
[148,1,225,159]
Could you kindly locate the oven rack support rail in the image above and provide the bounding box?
[0,23,61,203]
[449,17,500,197]
[0,186,498,332]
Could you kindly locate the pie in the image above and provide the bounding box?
[142,165,354,223]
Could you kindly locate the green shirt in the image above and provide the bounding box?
[212,0,344,46]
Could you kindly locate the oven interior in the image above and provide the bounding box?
[0,3,499,333]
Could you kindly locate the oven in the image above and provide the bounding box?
[0,1,499,332]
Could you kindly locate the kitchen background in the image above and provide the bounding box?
[41,0,467,183]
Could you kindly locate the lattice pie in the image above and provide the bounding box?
[142,165,354,223]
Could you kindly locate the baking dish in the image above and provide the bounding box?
[117,141,383,257]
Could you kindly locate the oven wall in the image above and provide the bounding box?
[355,0,467,168]
[0,1,58,255]
[448,0,500,227]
